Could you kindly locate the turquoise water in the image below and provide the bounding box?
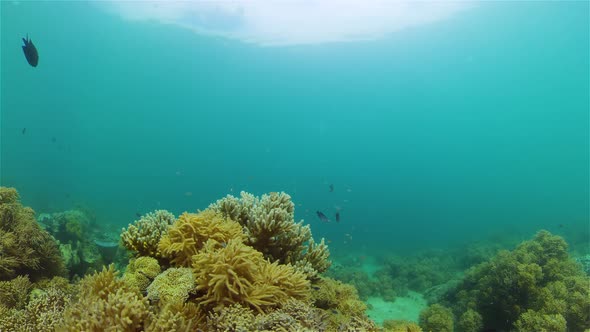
[1,1,588,256]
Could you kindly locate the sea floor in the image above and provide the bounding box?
[366,292,427,326]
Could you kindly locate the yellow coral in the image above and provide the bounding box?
[210,191,331,276]
[147,267,195,304]
[0,187,66,280]
[158,210,245,267]
[121,209,176,258]
[192,239,310,313]
[145,301,204,332]
[60,265,149,331]
[0,275,31,309]
[123,256,161,292]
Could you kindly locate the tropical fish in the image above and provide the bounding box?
[22,35,38,67]
[329,184,334,192]
[335,212,340,223]
[22,128,26,135]
[316,211,329,222]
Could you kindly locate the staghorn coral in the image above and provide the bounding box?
[192,239,310,313]
[0,187,66,281]
[60,265,149,332]
[210,191,331,276]
[123,256,161,292]
[419,304,454,332]
[121,210,176,258]
[146,267,195,304]
[158,210,245,267]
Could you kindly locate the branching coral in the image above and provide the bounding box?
[121,210,176,258]
[0,187,66,281]
[192,239,310,313]
[209,191,331,277]
[60,265,149,331]
[158,210,245,267]
[146,267,195,304]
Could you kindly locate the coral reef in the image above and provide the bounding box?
[456,308,483,332]
[158,210,245,267]
[147,267,195,304]
[0,275,31,309]
[513,309,566,332]
[209,191,331,277]
[382,319,423,332]
[311,276,376,330]
[0,276,75,332]
[192,238,310,312]
[123,256,161,292]
[0,187,66,281]
[121,209,176,258]
[418,304,454,332]
[441,230,590,331]
[60,265,149,331]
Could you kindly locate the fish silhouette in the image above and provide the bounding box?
[22,35,38,67]
[316,211,329,222]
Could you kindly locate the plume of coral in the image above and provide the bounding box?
[121,210,176,258]
[60,265,149,331]
[158,210,245,267]
[0,187,66,281]
[209,191,331,277]
[192,239,310,313]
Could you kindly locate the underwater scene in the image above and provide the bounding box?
[0,1,589,331]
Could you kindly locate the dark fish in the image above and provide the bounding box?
[329,184,334,192]
[22,128,26,135]
[311,285,320,290]
[51,137,56,143]
[316,211,329,222]
[135,212,141,218]
[335,212,340,223]
[22,35,39,67]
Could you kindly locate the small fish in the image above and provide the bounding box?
[311,285,320,290]
[329,184,334,192]
[22,34,39,67]
[316,211,329,222]
[51,137,56,143]
[22,128,26,135]
[135,212,141,218]
[335,212,340,223]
